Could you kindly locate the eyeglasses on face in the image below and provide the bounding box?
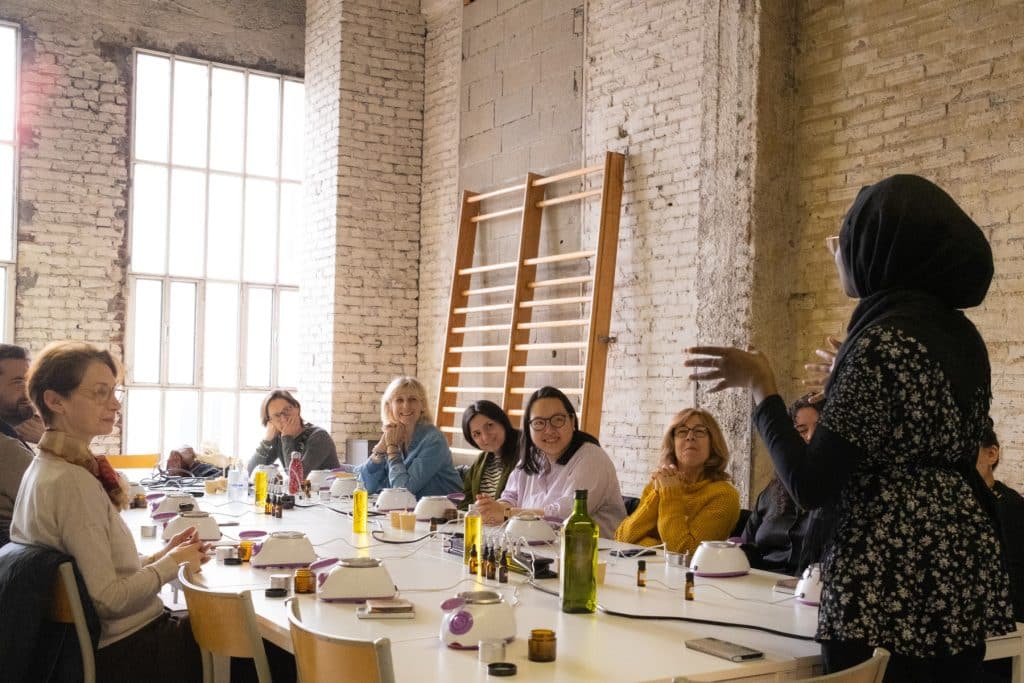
[825,235,839,256]
[270,406,296,421]
[673,425,710,440]
[529,413,569,432]
[78,384,124,405]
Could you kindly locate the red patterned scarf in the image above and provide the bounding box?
[38,429,129,510]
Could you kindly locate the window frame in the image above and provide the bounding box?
[124,48,302,457]
[0,21,21,343]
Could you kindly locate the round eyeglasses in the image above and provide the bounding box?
[529,414,569,432]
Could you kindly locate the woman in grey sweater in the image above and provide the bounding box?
[247,389,340,474]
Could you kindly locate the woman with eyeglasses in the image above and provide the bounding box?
[10,341,209,681]
[247,389,339,475]
[685,175,1014,680]
[459,400,519,509]
[355,376,462,497]
[614,408,739,556]
[475,386,626,538]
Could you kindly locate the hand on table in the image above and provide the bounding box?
[802,335,842,402]
[684,345,778,404]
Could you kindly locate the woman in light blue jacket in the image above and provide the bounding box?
[356,376,462,498]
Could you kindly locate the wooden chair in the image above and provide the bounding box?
[287,598,395,683]
[673,648,889,683]
[178,565,271,683]
[106,453,160,469]
[49,561,96,683]
[792,649,890,683]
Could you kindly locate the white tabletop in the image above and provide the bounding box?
[124,484,1023,683]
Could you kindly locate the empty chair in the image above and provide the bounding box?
[287,598,395,683]
[105,453,160,469]
[49,561,96,683]
[178,565,271,683]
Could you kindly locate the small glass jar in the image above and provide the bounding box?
[527,629,556,662]
[238,540,254,562]
[293,568,315,594]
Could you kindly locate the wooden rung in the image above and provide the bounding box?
[521,296,590,308]
[452,323,511,334]
[514,342,587,351]
[536,188,603,208]
[530,275,592,289]
[532,163,604,187]
[439,426,462,434]
[459,261,517,275]
[451,447,479,456]
[508,409,524,417]
[454,303,513,314]
[512,365,586,372]
[463,284,515,296]
[441,407,465,413]
[509,387,583,395]
[443,386,504,394]
[518,318,589,330]
[471,206,523,223]
[523,250,596,266]
[450,345,506,353]
[447,366,506,373]
[466,184,526,204]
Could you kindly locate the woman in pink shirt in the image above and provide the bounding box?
[475,386,626,538]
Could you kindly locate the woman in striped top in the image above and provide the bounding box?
[460,400,519,509]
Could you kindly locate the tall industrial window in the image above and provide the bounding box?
[126,50,304,461]
[0,24,19,342]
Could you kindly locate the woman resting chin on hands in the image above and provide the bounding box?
[10,341,208,683]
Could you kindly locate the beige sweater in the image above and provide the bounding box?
[11,453,179,647]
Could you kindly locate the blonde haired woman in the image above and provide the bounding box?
[615,408,739,555]
[355,376,462,497]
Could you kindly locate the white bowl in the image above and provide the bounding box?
[795,564,823,606]
[307,469,334,490]
[504,514,558,544]
[690,541,750,577]
[375,487,416,511]
[413,495,456,520]
[330,475,358,497]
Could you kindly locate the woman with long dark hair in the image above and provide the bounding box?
[459,400,519,508]
[475,386,626,538]
[686,175,1014,680]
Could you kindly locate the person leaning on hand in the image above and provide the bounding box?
[355,376,462,497]
[247,389,339,474]
[614,408,739,556]
[10,341,210,682]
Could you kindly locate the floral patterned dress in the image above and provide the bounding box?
[815,325,1014,656]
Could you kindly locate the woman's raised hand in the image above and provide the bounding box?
[264,421,279,442]
[684,346,778,403]
[475,494,505,525]
[802,335,842,401]
[279,411,304,438]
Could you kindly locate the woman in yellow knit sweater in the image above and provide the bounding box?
[615,408,739,555]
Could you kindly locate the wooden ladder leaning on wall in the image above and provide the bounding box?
[435,151,625,458]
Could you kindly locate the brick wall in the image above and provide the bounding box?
[4,0,304,452]
[791,0,1024,490]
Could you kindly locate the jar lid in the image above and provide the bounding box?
[338,557,382,568]
[458,590,502,604]
[487,662,517,677]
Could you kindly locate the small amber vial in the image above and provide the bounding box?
[293,568,315,594]
[238,540,254,562]
[527,629,556,662]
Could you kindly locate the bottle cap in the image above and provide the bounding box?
[468,503,478,513]
[637,560,646,570]
[488,662,517,676]
[574,489,587,499]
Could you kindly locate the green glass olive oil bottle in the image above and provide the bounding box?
[560,489,598,613]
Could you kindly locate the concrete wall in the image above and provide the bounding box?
[3,0,304,452]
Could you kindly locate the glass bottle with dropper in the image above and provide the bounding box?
[352,479,368,534]
[464,503,482,568]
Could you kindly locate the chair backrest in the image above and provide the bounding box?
[49,561,96,683]
[106,453,160,469]
[673,648,889,683]
[177,565,272,683]
[287,598,395,683]
[793,648,890,683]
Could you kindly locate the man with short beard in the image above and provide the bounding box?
[0,344,37,546]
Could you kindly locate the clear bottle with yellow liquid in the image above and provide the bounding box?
[464,503,482,569]
[353,480,368,534]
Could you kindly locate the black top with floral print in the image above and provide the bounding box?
[755,325,1013,657]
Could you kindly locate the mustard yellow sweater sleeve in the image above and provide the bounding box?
[656,480,740,556]
[614,482,661,547]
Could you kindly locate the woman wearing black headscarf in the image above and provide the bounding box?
[685,175,1014,681]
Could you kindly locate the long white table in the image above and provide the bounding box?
[126,488,1023,683]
